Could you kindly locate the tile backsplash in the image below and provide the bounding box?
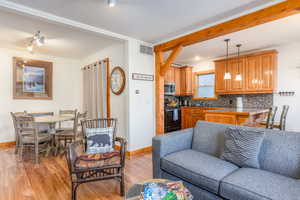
[166,94,273,109]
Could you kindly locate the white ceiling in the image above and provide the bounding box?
[2,0,284,44]
[174,13,300,65]
[0,9,122,59]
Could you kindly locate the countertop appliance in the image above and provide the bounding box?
[164,107,181,133]
[164,83,175,96]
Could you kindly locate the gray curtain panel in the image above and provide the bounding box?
[82,61,108,119]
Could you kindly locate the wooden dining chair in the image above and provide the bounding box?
[10,111,27,154]
[58,109,77,130]
[55,111,87,155]
[273,105,290,131]
[65,118,127,200]
[15,115,51,163]
[28,112,54,133]
[259,106,278,129]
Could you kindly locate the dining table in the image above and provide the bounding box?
[34,114,74,134]
[34,114,74,155]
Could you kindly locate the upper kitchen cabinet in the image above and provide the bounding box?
[215,50,277,94]
[215,60,228,93]
[164,67,175,83]
[174,67,181,96]
[245,50,277,93]
[180,66,193,96]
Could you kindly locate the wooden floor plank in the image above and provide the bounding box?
[0,147,152,200]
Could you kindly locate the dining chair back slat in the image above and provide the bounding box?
[266,106,278,129]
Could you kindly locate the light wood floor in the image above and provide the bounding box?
[0,147,152,200]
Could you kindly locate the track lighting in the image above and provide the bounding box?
[107,0,117,7]
[26,31,46,52]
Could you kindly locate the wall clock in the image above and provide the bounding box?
[110,66,126,95]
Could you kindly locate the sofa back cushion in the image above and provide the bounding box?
[192,121,300,179]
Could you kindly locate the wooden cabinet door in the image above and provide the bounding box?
[174,67,181,96]
[181,108,190,129]
[215,61,228,93]
[261,54,275,91]
[229,58,245,92]
[180,67,193,96]
[164,67,175,83]
[205,113,237,124]
[246,55,261,91]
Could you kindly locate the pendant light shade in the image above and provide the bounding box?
[108,0,117,7]
[224,39,231,80]
[235,44,242,81]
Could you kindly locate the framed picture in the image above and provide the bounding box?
[13,57,53,100]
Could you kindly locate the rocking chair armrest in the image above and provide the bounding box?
[115,136,127,167]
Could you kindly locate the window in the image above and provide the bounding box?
[193,71,217,100]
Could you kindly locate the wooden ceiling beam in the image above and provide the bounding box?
[154,0,300,52]
[160,45,183,76]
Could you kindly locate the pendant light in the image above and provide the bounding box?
[108,0,117,7]
[235,44,242,81]
[224,39,231,80]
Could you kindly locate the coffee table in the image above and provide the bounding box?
[126,179,193,200]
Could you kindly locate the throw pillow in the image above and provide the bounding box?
[85,127,114,154]
[221,127,265,168]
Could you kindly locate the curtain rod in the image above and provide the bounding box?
[81,58,110,70]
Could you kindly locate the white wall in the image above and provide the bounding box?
[273,42,300,132]
[126,39,155,151]
[0,48,81,142]
[83,40,155,151]
[82,43,128,139]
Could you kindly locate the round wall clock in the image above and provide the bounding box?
[110,66,126,95]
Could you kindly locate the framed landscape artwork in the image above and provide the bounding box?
[13,57,53,100]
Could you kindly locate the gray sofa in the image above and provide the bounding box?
[152,121,300,200]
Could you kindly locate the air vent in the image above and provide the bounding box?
[140,45,153,55]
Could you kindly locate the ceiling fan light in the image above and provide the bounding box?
[224,72,231,80]
[108,0,117,7]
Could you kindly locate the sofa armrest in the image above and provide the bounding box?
[152,128,194,178]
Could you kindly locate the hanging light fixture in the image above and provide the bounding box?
[224,39,231,80]
[107,0,117,7]
[235,44,242,81]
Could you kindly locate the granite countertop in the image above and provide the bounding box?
[204,107,269,115]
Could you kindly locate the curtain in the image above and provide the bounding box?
[82,60,109,119]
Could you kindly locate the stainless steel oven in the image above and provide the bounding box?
[164,83,175,96]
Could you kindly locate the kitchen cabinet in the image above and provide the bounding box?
[181,107,205,129]
[164,67,175,83]
[180,66,193,96]
[181,107,268,129]
[215,61,228,93]
[215,50,277,94]
[245,52,277,93]
[174,67,181,96]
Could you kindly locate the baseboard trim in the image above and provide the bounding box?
[0,141,16,148]
[115,145,152,158]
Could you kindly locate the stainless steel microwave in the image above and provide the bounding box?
[164,83,175,95]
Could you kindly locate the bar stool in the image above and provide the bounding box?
[273,105,289,131]
[259,106,278,129]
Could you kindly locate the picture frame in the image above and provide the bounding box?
[132,73,154,81]
[13,57,53,100]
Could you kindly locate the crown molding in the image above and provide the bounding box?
[0,0,135,42]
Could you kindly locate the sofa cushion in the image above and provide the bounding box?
[161,149,239,194]
[221,127,265,168]
[220,168,300,200]
[192,121,226,157]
